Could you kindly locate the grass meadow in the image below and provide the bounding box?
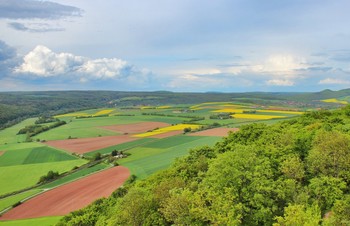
[0,189,41,212]
[0,216,62,226]
[0,159,86,196]
[119,135,220,179]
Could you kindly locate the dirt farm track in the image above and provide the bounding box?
[0,166,130,220]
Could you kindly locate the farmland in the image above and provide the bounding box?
[0,97,330,224]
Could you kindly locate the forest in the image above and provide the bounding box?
[56,106,350,225]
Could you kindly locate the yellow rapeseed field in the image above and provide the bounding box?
[93,109,114,116]
[157,106,171,109]
[140,106,154,109]
[212,108,246,113]
[231,114,287,120]
[256,110,303,115]
[190,102,234,109]
[55,109,114,118]
[54,112,88,118]
[321,98,348,105]
[220,104,245,108]
[134,124,201,137]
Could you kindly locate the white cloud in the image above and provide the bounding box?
[262,55,306,74]
[168,54,307,89]
[266,79,294,86]
[15,45,84,76]
[319,78,350,85]
[15,45,142,82]
[77,58,129,79]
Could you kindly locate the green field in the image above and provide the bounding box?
[142,136,203,149]
[0,142,43,152]
[85,138,156,157]
[0,146,78,167]
[119,135,220,179]
[33,113,190,141]
[0,216,62,226]
[39,163,109,189]
[0,159,86,196]
[0,118,37,145]
[0,189,41,212]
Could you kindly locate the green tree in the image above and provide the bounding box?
[92,152,102,161]
[308,176,346,213]
[281,155,305,181]
[274,204,321,226]
[307,130,350,181]
[324,195,350,226]
[198,145,277,225]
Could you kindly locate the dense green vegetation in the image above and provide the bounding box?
[59,106,350,225]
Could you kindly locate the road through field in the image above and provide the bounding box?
[0,166,130,220]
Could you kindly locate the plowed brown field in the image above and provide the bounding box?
[0,166,130,220]
[45,135,138,154]
[100,121,170,134]
[0,151,4,156]
[190,128,239,137]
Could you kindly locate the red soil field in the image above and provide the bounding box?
[0,151,4,157]
[100,121,170,134]
[0,166,130,220]
[190,128,239,137]
[45,135,138,154]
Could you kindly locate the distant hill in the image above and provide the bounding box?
[0,89,349,129]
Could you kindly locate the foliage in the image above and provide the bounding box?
[37,170,60,184]
[17,120,66,138]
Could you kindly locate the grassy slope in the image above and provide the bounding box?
[0,216,62,226]
[0,159,86,196]
[0,118,37,145]
[119,136,220,179]
[0,189,41,212]
[39,163,109,189]
[0,143,43,152]
[0,147,78,167]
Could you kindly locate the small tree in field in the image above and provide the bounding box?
[92,152,102,161]
[111,150,118,156]
[183,127,191,133]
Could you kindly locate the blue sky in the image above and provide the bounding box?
[0,0,350,92]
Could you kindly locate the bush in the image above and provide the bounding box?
[92,152,102,161]
[38,170,60,184]
[12,201,22,208]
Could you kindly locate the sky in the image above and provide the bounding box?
[0,0,350,92]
